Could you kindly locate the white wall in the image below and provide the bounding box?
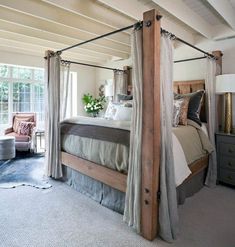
[0,50,96,117]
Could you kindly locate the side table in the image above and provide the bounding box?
[33,129,45,153]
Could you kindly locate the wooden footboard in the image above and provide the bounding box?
[61,151,127,193]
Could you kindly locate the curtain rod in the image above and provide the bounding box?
[55,15,216,60]
[174,56,206,63]
[56,21,143,54]
[61,59,124,72]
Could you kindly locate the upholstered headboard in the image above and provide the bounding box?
[173,80,206,122]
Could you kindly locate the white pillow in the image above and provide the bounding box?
[113,106,132,121]
[104,102,119,120]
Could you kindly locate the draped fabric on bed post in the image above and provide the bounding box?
[123,21,143,233]
[205,57,219,187]
[113,70,128,101]
[44,51,70,179]
[159,34,179,242]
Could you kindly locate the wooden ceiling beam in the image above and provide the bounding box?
[0,20,129,59]
[0,7,130,54]
[206,0,235,31]
[0,0,131,46]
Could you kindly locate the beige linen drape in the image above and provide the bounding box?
[113,70,128,102]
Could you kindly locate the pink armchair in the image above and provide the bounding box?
[4,113,36,151]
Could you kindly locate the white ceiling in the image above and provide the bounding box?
[0,0,234,64]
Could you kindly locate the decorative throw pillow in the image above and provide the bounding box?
[13,116,34,133]
[18,121,35,136]
[173,98,184,127]
[117,94,133,102]
[113,106,132,121]
[104,102,120,120]
[178,97,190,125]
[174,90,205,126]
[120,99,133,108]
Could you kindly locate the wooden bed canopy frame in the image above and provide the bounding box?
[60,9,223,241]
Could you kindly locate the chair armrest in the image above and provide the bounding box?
[4,127,13,135]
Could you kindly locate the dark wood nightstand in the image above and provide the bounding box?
[216,132,235,186]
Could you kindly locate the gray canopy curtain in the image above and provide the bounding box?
[205,58,217,187]
[113,70,128,101]
[124,29,178,242]
[44,51,70,179]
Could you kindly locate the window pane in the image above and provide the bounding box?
[34,69,44,81]
[33,83,45,122]
[12,67,32,80]
[0,81,9,124]
[13,82,31,112]
[0,65,9,78]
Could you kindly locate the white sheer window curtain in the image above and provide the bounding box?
[205,58,217,186]
[113,70,128,101]
[159,35,179,242]
[45,51,70,179]
[123,27,143,232]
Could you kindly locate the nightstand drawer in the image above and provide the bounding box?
[219,169,235,185]
[220,143,235,156]
[220,156,235,171]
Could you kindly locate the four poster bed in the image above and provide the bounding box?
[45,9,222,242]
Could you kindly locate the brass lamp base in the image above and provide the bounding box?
[224,92,233,134]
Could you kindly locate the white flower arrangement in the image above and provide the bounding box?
[82,93,106,116]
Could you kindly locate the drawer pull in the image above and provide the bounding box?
[228,148,233,153]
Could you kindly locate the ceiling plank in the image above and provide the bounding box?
[0,7,130,54]
[206,0,235,31]
[42,0,135,30]
[0,20,129,59]
[151,0,213,39]
[0,0,130,45]
[98,0,195,44]
[0,37,107,64]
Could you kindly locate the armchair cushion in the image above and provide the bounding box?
[4,127,13,135]
[6,132,30,142]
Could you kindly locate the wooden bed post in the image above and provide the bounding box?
[141,9,161,240]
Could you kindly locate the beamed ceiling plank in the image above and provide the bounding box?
[151,0,213,39]
[42,0,135,30]
[0,20,129,59]
[0,7,130,54]
[0,30,113,61]
[206,0,235,31]
[0,37,107,64]
[98,0,195,44]
[0,0,130,45]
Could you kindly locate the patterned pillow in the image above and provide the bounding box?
[173,99,184,127]
[178,97,190,125]
[174,90,205,126]
[18,121,35,136]
[104,102,120,120]
[13,116,34,133]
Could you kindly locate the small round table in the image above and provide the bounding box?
[0,136,16,160]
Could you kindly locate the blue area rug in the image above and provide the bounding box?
[0,152,51,189]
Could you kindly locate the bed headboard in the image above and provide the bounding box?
[173,80,206,122]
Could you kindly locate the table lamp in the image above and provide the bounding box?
[216,74,235,133]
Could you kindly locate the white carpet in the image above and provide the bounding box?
[0,180,234,247]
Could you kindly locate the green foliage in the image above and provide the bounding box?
[82,93,106,115]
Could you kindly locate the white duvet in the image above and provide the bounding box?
[63,116,193,186]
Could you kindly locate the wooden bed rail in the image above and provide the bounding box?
[61,151,127,193]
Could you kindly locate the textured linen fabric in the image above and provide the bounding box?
[159,35,179,242]
[173,98,184,127]
[178,97,190,125]
[45,51,71,179]
[123,28,142,233]
[205,58,217,187]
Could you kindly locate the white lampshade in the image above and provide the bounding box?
[105,84,113,97]
[216,74,235,94]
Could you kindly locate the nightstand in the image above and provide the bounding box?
[216,132,235,186]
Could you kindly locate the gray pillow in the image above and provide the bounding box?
[117,94,133,102]
[174,90,205,126]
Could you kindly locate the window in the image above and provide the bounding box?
[0,64,45,131]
